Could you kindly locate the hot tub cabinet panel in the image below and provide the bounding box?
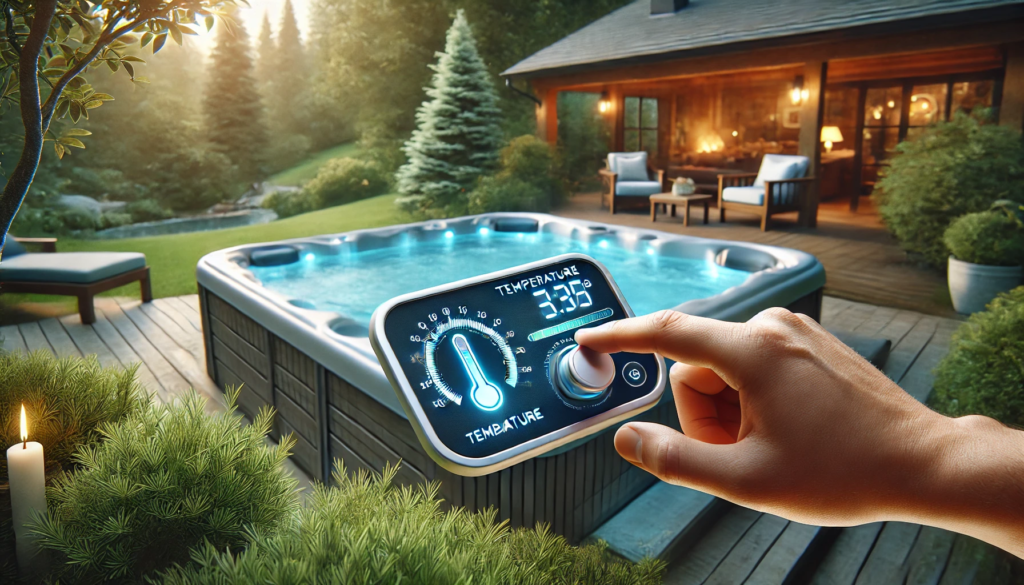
[197,212,826,544]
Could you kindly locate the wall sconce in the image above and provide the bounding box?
[790,76,808,105]
[598,92,611,114]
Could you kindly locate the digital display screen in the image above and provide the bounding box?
[381,257,662,459]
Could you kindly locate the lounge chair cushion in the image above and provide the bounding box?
[0,252,146,284]
[754,154,809,187]
[722,186,766,206]
[608,152,650,181]
[2,238,27,258]
[616,181,663,196]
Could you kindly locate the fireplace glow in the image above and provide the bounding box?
[697,133,725,153]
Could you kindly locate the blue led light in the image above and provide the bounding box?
[517,233,525,239]
[452,333,503,411]
[646,248,655,255]
[479,227,490,236]
[598,240,609,248]
[444,230,454,239]
[304,253,315,262]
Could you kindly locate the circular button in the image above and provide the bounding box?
[554,345,615,401]
[621,362,647,387]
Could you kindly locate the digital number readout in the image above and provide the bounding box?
[532,279,593,320]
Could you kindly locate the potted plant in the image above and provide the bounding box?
[944,202,1024,314]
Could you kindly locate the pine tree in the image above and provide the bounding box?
[270,0,309,136]
[204,13,268,181]
[256,12,276,93]
[395,9,503,218]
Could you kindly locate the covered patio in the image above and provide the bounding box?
[506,0,1024,229]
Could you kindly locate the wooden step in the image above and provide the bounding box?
[587,482,725,562]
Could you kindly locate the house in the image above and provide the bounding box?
[503,0,1024,224]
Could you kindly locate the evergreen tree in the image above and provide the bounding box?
[256,12,276,93]
[396,10,502,218]
[270,0,310,137]
[204,13,268,181]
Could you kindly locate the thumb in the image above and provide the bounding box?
[615,422,746,495]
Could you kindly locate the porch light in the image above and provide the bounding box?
[790,76,807,105]
[820,126,844,153]
[598,92,611,114]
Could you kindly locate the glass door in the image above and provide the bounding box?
[860,86,902,191]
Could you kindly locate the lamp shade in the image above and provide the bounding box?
[820,126,844,143]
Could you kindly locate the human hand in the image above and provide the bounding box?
[575,309,1024,556]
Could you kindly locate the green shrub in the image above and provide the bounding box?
[944,209,1024,266]
[32,390,299,582]
[160,465,663,585]
[126,198,175,223]
[67,167,147,202]
[98,212,133,230]
[303,157,390,209]
[262,190,319,219]
[929,286,1024,427]
[0,352,149,581]
[874,110,1024,268]
[469,135,568,214]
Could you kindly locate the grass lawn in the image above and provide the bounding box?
[29,194,405,302]
[267,143,362,186]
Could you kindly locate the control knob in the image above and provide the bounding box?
[555,344,615,400]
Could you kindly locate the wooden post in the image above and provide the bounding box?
[797,61,828,228]
[610,86,624,152]
[533,84,559,145]
[1000,43,1024,132]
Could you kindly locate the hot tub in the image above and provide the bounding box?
[196,212,824,543]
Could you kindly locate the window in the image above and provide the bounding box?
[624,97,658,156]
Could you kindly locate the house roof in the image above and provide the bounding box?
[503,0,1024,77]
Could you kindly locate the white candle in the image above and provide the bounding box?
[7,404,47,570]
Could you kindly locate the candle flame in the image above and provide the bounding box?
[20,404,27,443]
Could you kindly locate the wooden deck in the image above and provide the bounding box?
[0,294,995,583]
[556,194,956,318]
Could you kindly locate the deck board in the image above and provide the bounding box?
[58,314,122,369]
[152,297,203,335]
[0,324,27,353]
[663,506,762,584]
[18,321,55,356]
[96,300,189,402]
[39,317,83,358]
[809,523,884,585]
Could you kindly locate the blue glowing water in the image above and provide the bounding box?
[249,232,751,325]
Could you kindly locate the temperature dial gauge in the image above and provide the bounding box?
[424,318,517,411]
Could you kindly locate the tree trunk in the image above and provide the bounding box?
[0,0,58,259]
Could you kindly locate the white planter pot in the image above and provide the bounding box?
[947,256,1023,314]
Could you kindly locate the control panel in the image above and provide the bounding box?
[369,253,665,476]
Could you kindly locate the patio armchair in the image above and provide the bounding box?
[1,236,152,324]
[718,154,814,231]
[599,152,665,214]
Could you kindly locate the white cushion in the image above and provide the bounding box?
[722,186,765,206]
[754,154,809,186]
[616,181,663,196]
[608,152,649,181]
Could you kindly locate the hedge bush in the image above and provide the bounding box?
[304,157,390,209]
[262,190,318,219]
[469,135,568,214]
[126,198,175,224]
[160,465,663,585]
[32,390,299,582]
[874,111,1024,268]
[944,208,1024,266]
[0,352,149,581]
[929,286,1024,427]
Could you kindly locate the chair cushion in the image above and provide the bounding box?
[2,237,27,258]
[722,186,766,206]
[755,154,809,186]
[0,252,146,284]
[608,152,650,181]
[616,181,663,196]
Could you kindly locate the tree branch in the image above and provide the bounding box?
[0,0,57,254]
[39,14,149,131]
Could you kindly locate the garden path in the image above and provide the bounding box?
[0,294,978,582]
[556,194,956,318]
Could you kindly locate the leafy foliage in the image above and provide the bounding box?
[0,351,149,580]
[126,198,174,223]
[469,135,567,213]
[557,92,612,190]
[302,157,389,209]
[874,111,1024,268]
[159,464,664,585]
[395,9,503,219]
[262,189,317,219]
[944,206,1024,266]
[204,12,268,180]
[929,286,1024,427]
[31,389,299,582]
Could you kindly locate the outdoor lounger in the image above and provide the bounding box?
[0,236,151,324]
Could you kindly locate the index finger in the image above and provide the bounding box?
[574,310,743,371]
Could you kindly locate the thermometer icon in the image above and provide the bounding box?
[452,334,503,411]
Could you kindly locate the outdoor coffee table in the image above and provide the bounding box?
[650,193,712,226]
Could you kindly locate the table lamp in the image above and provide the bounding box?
[821,126,844,153]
